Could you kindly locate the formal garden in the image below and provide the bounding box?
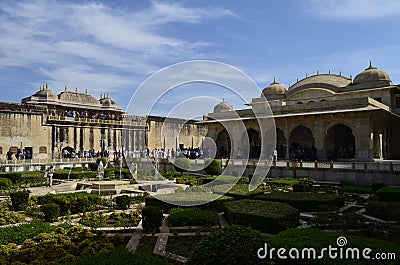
[0,158,399,264]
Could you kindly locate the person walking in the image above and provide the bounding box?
[47,165,54,187]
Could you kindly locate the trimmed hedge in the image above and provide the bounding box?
[53,170,97,180]
[38,192,101,215]
[142,206,163,233]
[204,159,222,176]
[145,193,234,212]
[255,192,344,211]
[10,190,30,211]
[223,199,300,234]
[366,201,400,221]
[0,178,12,189]
[376,187,400,202]
[41,203,61,222]
[187,225,266,265]
[0,171,46,187]
[116,195,131,210]
[168,208,218,227]
[267,228,400,264]
[0,210,25,226]
[212,183,264,198]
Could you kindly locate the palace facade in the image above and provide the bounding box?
[203,62,400,161]
[0,62,399,162]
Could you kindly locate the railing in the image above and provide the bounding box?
[128,158,400,172]
[47,115,146,126]
[0,157,98,166]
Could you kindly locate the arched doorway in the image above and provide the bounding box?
[241,129,261,159]
[289,125,316,161]
[325,124,355,161]
[216,130,231,158]
[276,128,286,159]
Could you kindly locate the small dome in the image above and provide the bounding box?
[32,85,58,100]
[213,99,234,112]
[353,61,392,85]
[262,78,287,97]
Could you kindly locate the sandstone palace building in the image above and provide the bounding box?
[0,62,399,162]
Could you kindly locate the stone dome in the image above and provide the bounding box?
[353,61,392,85]
[262,78,287,97]
[32,85,58,100]
[213,99,234,112]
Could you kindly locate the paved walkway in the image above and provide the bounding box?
[28,180,79,196]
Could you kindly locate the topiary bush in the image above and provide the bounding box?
[10,190,30,211]
[0,178,12,190]
[41,203,60,222]
[168,208,218,227]
[376,187,400,202]
[174,158,191,175]
[187,225,266,265]
[204,159,221,176]
[255,192,345,211]
[365,201,400,221]
[115,195,131,210]
[0,210,25,225]
[223,199,299,234]
[142,206,163,233]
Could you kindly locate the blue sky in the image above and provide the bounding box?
[1,0,400,117]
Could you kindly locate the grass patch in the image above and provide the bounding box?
[223,199,299,234]
[255,192,344,211]
[168,208,218,227]
[0,221,55,245]
[166,235,204,257]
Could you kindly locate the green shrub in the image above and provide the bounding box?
[168,208,218,227]
[142,206,163,233]
[41,203,60,222]
[0,172,46,187]
[0,225,114,265]
[137,169,149,178]
[0,178,12,189]
[0,221,55,245]
[145,194,233,212]
[66,248,173,265]
[53,170,96,180]
[212,183,264,198]
[115,195,131,210]
[340,184,372,194]
[376,187,400,202]
[223,199,299,234]
[255,192,344,211]
[204,159,221,176]
[187,225,266,265]
[10,189,30,211]
[80,211,107,228]
[0,210,25,225]
[38,192,101,215]
[366,201,400,221]
[174,157,191,175]
[292,183,306,192]
[371,182,387,193]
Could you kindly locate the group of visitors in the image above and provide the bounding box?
[6,148,32,160]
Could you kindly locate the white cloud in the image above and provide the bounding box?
[0,0,235,99]
[304,0,400,20]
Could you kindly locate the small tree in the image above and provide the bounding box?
[142,206,163,233]
[116,195,131,210]
[174,158,191,175]
[10,190,30,211]
[204,159,222,176]
[41,203,60,222]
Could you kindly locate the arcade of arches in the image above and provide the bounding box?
[213,123,365,161]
